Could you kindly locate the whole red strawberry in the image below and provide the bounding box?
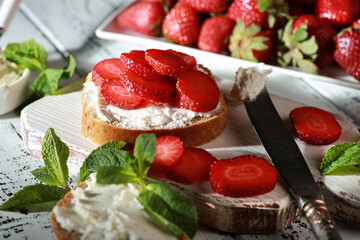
[162,2,200,45]
[116,1,165,36]
[315,0,360,27]
[227,0,269,28]
[334,28,360,81]
[229,19,273,62]
[198,16,235,53]
[179,0,230,13]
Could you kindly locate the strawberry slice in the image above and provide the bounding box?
[120,67,175,103]
[210,155,278,197]
[166,49,197,68]
[145,49,188,77]
[166,147,217,185]
[92,58,126,86]
[176,69,220,112]
[120,52,162,80]
[148,135,184,177]
[289,106,342,145]
[101,78,143,110]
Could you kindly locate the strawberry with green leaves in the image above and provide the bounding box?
[116,1,165,36]
[162,2,200,45]
[315,0,360,28]
[198,16,235,53]
[179,0,231,14]
[229,19,273,62]
[334,28,360,81]
[277,14,336,73]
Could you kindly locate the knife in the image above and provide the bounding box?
[234,66,341,240]
[0,0,22,38]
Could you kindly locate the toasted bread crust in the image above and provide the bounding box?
[81,75,228,146]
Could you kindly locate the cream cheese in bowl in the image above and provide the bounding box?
[0,53,31,115]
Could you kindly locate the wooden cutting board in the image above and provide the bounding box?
[20,82,360,233]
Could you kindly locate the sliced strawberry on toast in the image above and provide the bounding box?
[210,155,278,197]
[289,106,342,145]
[148,135,184,177]
[101,78,143,110]
[145,49,188,77]
[92,58,126,86]
[167,147,217,185]
[120,67,175,104]
[120,52,162,80]
[176,69,220,112]
[165,49,197,68]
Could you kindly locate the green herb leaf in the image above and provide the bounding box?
[31,167,57,186]
[0,184,67,212]
[42,128,69,187]
[132,134,156,178]
[96,166,139,185]
[320,142,360,175]
[79,148,129,183]
[138,183,198,239]
[3,39,47,71]
[61,55,77,79]
[52,76,85,95]
[31,68,63,97]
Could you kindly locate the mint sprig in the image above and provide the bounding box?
[320,142,360,175]
[3,39,76,97]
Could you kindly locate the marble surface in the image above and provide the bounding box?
[0,0,360,239]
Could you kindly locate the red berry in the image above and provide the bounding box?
[120,67,175,103]
[101,78,143,110]
[120,52,162,80]
[198,16,235,54]
[167,147,217,185]
[315,0,360,28]
[289,106,342,145]
[116,1,165,36]
[145,49,188,77]
[178,0,230,14]
[176,69,220,112]
[92,58,126,86]
[162,2,200,45]
[165,49,197,68]
[148,136,184,178]
[210,155,278,197]
[227,0,268,28]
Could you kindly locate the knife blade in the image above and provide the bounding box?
[244,86,341,240]
[0,0,22,38]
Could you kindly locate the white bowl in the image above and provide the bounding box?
[0,68,31,115]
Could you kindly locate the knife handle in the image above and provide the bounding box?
[301,196,342,240]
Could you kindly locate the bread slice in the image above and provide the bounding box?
[81,74,228,146]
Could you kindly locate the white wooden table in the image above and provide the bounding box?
[0,0,360,239]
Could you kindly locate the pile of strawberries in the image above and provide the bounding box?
[147,135,278,198]
[92,48,220,112]
[117,0,360,81]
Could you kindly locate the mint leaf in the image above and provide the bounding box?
[138,183,198,239]
[32,68,63,97]
[132,134,156,178]
[3,39,47,71]
[320,142,360,175]
[42,128,69,187]
[96,166,139,185]
[61,55,77,79]
[0,184,67,212]
[31,167,57,186]
[79,148,129,183]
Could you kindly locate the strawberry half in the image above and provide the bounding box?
[289,106,342,145]
[120,67,175,103]
[165,49,197,69]
[120,52,161,80]
[145,49,188,77]
[101,78,143,110]
[92,58,125,86]
[176,69,220,112]
[148,135,184,177]
[167,147,217,185]
[210,155,278,198]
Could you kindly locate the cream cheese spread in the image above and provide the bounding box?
[0,55,23,86]
[230,63,272,102]
[84,75,222,130]
[53,174,176,240]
